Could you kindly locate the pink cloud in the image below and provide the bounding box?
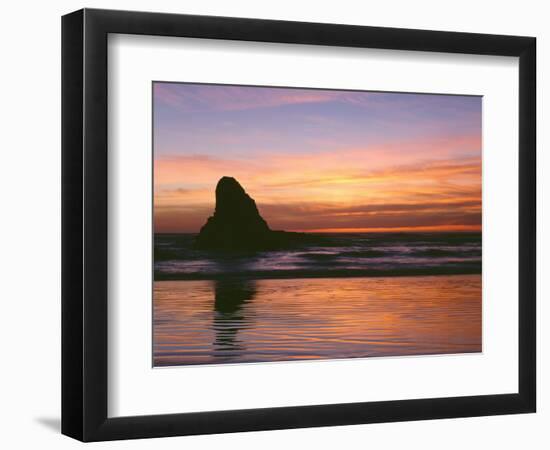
[153,83,373,112]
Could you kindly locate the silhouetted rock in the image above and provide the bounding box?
[194,177,314,251]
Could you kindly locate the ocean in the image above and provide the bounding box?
[154,232,481,280]
[153,232,481,366]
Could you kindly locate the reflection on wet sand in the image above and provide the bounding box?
[213,279,257,357]
[153,274,481,367]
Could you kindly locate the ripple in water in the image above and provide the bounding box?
[153,274,481,366]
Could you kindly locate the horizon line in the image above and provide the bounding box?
[155,224,481,234]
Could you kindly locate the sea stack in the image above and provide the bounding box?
[195,177,275,250]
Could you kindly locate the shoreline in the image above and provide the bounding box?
[154,267,481,282]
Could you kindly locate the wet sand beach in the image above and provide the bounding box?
[154,274,481,366]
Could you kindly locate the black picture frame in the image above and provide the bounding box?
[62,8,536,442]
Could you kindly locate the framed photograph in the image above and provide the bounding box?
[61,8,536,441]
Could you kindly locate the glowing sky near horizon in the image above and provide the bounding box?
[153,82,481,233]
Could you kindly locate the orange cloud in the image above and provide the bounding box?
[154,145,481,233]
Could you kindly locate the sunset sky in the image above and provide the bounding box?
[153,82,481,233]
